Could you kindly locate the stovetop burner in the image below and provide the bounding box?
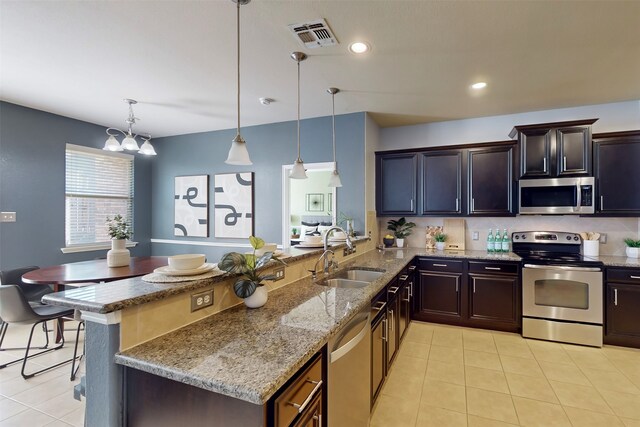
[512,231,604,268]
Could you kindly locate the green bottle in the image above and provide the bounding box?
[501,229,510,253]
[487,229,494,252]
[494,229,502,252]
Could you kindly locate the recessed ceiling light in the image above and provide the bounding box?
[348,41,370,54]
[471,82,487,90]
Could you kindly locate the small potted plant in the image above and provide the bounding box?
[624,238,640,258]
[387,217,416,248]
[291,228,300,239]
[383,234,395,248]
[434,233,447,251]
[106,214,132,267]
[218,236,286,308]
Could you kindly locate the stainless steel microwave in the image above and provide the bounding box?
[519,177,595,214]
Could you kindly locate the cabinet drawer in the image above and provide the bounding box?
[468,261,519,276]
[417,258,463,273]
[274,354,323,427]
[607,268,640,285]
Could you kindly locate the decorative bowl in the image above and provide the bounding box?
[168,254,206,270]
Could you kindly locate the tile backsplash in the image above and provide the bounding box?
[379,216,640,256]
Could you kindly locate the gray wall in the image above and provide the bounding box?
[0,101,152,270]
[150,112,366,261]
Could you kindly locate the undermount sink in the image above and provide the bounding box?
[323,278,370,289]
[335,269,385,282]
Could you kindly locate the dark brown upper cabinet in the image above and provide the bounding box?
[376,153,418,216]
[593,130,640,216]
[468,144,515,216]
[509,119,597,179]
[421,150,463,215]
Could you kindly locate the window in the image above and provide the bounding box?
[65,144,134,248]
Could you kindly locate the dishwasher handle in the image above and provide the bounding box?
[330,313,370,363]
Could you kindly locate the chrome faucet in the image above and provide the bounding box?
[310,249,336,280]
[323,226,354,252]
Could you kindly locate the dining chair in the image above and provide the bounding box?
[0,284,80,379]
[0,266,53,351]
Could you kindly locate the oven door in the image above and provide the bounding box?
[522,264,603,324]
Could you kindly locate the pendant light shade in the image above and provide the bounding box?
[225,0,252,165]
[327,87,342,187]
[121,134,140,151]
[103,135,124,152]
[139,139,157,156]
[289,51,308,179]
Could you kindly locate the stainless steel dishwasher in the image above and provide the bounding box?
[328,304,371,427]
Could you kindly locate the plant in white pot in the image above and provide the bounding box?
[106,214,132,267]
[434,233,447,251]
[387,217,416,248]
[624,238,640,258]
[218,236,286,308]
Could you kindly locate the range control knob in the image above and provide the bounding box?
[566,236,572,241]
[522,234,527,239]
[574,236,580,241]
[514,235,520,240]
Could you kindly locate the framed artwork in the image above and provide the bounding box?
[174,175,209,237]
[327,192,333,211]
[306,193,324,212]
[214,172,254,238]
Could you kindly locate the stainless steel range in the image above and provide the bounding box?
[513,231,604,347]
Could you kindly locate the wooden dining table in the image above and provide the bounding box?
[22,256,168,342]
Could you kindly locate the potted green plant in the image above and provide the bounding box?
[434,233,447,251]
[624,238,640,258]
[291,227,300,239]
[218,236,286,308]
[386,217,416,248]
[106,214,132,267]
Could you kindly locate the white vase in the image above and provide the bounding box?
[627,247,639,258]
[396,238,405,248]
[244,286,268,308]
[435,242,446,251]
[107,239,130,267]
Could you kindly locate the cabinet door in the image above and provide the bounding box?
[371,315,386,407]
[398,282,410,341]
[387,294,400,365]
[376,153,418,215]
[469,275,518,325]
[417,272,462,318]
[468,145,514,216]
[557,126,591,176]
[421,151,462,215]
[519,129,552,178]
[606,283,640,344]
[292,392,322,427]
[594,138,640,215]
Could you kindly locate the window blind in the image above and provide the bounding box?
[65,144,134,246]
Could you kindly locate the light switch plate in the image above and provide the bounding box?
[0,212,16,222]
[472,231,479,240]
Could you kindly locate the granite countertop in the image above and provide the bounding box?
[115,248,417,405]
[586,255,640,268]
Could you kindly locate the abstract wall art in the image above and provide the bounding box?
[214,172,254,238]
[174,175,209,237]
[306,193,324,212]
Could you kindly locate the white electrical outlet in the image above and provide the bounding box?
[191,289,214,312]
[600,233,607,243]
[274,266,285,281]
[472,231,479,240]
[0,212,16,222]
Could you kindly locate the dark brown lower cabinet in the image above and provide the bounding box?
[370,312,386,407]
[468,274,520,332]
[387,283,401,365]
[415,271,463,323]
[605,268,640,348]
[398,279,410,341]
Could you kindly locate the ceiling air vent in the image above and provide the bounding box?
[288,19,338,49]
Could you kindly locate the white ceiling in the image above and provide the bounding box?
[1,0,639,138]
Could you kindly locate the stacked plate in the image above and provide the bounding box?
[155,254,217,276]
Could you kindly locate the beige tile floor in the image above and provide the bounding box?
[0,321,85,426]
[371,321,640,427]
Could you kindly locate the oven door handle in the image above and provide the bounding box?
[523,264,602,272]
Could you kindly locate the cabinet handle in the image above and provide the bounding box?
[473,283,476,293]
[455,282,459,293]
[289,380,323,413]
[389,309,394,332]
[408,265,416,272]
[543,157,547,172]
[382,319,387,342]
[563,156,567,171]
[614,288,618,306]
[388,286,400,294]
[409,282,414,298]
[410,198,414,211]
[631,276,640,280]
[455,197,459,211]
[313,413,321,426]
[399,274,409,281]
[484,266,501,271]
[403,286,411,302]
[373,301,387,312]
[433,263,448,267]
[472,198,475,211]
[601,195,604,211]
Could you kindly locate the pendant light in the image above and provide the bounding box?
[225,0,252,165]
[289,51,308,179]
[327,87,342,187]
[103,99,156,156]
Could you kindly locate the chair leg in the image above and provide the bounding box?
[70,321,85,381]
[0,320,50,352]
[21,320,77,379]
